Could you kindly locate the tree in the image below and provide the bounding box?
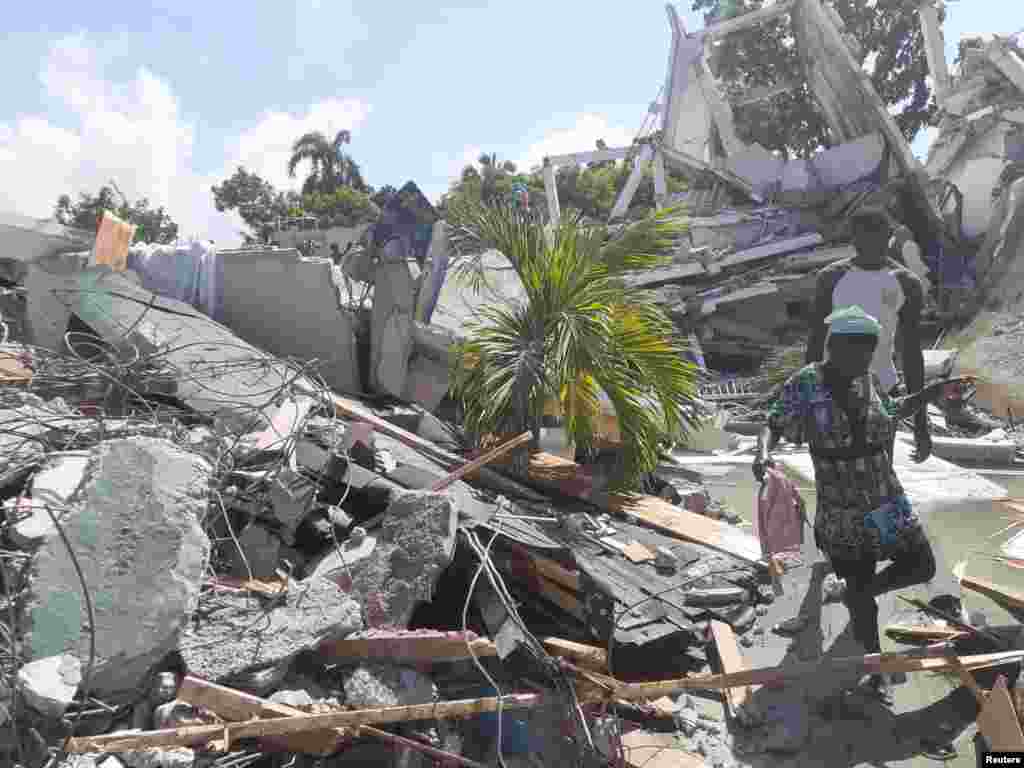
[287,129,368,195]
[440,143,687,223]
[54,186,179,244]
[691,0,941,158]
[300,187,380,229]
[211,167,298,243]
[445,202,701,486]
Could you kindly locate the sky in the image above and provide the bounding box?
[0,1,1015,247]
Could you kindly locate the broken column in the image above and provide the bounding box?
[314,490,457,628]
[22,437,212,699]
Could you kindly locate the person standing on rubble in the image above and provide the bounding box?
[755,305,968,701]
[805,207,932,464]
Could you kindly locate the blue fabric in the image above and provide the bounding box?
[127,241,224,321]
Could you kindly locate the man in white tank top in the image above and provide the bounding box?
[805,206,932,463]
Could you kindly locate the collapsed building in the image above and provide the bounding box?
[3,2,1024,768]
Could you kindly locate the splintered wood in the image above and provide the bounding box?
[978,676,1024,752]
[69,650,1024,754]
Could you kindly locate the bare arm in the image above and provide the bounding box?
[899,274,928,433]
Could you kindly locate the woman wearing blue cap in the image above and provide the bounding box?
[753,305,970,700]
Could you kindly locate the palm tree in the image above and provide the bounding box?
[446,202,701,487]
[287,129,368,195]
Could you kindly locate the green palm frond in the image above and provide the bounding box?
[448,200,700,489]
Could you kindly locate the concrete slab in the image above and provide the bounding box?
[24,438,212,699]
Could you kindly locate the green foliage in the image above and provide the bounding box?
[54,185,179,244]
[446,202,700,488]
[440,144,687,223]
[692,0,941,158]
[211,166,299,243]
[300,187,380,229]
[287,129,369,195]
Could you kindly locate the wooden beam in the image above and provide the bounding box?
[959,574,1024,612]
[431,431,531,491]
[606,492,764,565]
[176,676,350,755]
[703,0,796,40]
[917,2,950,104]
[610,144,654,221]
[709,620,753,718]
[543,163,561,225]
[541,638,608,673]
[72,650,1024,754]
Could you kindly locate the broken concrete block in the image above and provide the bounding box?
[179,576,363,684]
[23,438,211,699]
[17,654,81,718]
[269,689,315,709]
[268,468,317,544]
[321,490,457,628]
[342,664,437,709]
[370,259,416,396]
[311,533,379,581]
[228,524,281,580]
[12,451,90,549]
[117,748,195,768]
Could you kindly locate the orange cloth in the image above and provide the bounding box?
[92,211,136,272]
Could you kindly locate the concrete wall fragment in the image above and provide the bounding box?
[219,247,362,395]
[23,438,212,699]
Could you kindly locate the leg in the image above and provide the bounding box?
[870,528,937,598]
[831,555,882,653]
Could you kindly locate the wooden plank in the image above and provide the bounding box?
[623,540,657,564]
[542,638,608,672]
[431,431,531,491]
[709,620,753,718]
[69,651,1024,754]
[0,351,32,385]
[884,624,966,644]
[607,492,764,566]
[979,676,1024,752]
[960,574,1024,612]
[950,657,987,706]
[621,730,707,768]
[176,676,350,755]
[703,0,795,40]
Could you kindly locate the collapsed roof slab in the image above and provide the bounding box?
[46,267,308,428]
[0,210,93,263]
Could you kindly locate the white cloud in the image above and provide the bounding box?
[515,113,637,173]
[0,34,371,247]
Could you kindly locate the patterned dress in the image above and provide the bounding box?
[767,363,921,562]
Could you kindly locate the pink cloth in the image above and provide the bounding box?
[756,468,805,558]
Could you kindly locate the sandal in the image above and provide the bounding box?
[920,739,957,761]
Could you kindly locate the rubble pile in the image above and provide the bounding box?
[3,2,1024,767]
